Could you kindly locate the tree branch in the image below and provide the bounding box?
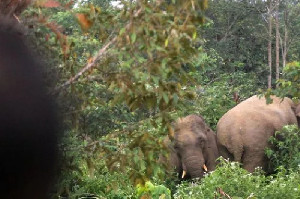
[54,37,117,92]
[54,7,143,93]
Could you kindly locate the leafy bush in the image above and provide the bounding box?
[275,62,300,99]
[259,167,300,199]
[74,172,135,199]
[266,125,300,172]
[136,181,171,199]
[264,61,300,100]
[67,160,135,199]
[183,71,259,130]
[174,158,300,199]
[174,158,264,199]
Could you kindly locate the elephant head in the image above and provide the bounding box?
[166,114,219,179]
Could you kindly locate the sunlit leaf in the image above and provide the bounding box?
[200,0,209,10]
[131,33,137,43]
[76,13,93,31]
[193,31,197,40]
[161,58,168,68]
[162,93,169,104]
[64,0,75,9]
[40,0,61,8]
[119,28,126,35]
[164,38,169,47]
[173,93,178,105]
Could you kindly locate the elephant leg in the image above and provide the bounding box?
[218,144,234,161]
[224,143,243,163]
[218,132,244,163]
[242,148,267,172]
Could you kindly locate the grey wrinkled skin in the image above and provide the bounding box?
[161,115,219,179]
[217,95,300,173]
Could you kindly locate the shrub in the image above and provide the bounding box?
[73,171,135,199]
[174,157,300,199]
[259,167,300,199]
[58,157,135,199]
[266,125,300,172]
[136,181,171,199]
[174,158,264,199]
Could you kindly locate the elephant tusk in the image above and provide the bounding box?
[203,164,208,172]
[181,170,187,178]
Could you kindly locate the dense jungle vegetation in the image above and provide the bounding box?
[10,0,300,198]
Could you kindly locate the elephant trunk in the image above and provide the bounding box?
[182,155,206,179]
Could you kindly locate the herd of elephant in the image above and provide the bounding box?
[162,95,300,179]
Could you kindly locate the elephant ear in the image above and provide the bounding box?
[295,104,300,126]
[203,126,219,171]
[168,123,175,141]
[159,136,181,175]
[296,104,300,117]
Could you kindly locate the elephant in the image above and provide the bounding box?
[161,114,219,179]
[216,95,300,173]
[296,104,300,125]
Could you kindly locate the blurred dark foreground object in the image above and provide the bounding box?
[0,20,59,198]
[0,0,31,16]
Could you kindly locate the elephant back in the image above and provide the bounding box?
[218,95,297,131]
[216,95,298,172]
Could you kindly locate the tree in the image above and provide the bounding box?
[282,0,288,68]
[275,0,280,83]
[15,0,300,197]
[203,0,268,86]
[267,0,274,88]
[20,0,211,196]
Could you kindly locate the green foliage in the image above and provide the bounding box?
[76,0,210,186]
[275,62,300,99]
[58,159,135,198]
[181,62,259,129]
[108,0,207,119]
[196,71,259,129]
[266,125,300,172]
[73,171,135,198]
[177,43,260,129]
[19,0,300,198]
[54,131,86,198]
[284,2,300,61]
[24,0,209,190]
[136,181,171,199]
[259,167,300,199]
[174,158,265,199]
[174,158,300,199]
[263,61,299,106]
[202,0,268,85]
[96,119,170,185]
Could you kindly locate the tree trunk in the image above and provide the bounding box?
[275,0,280,85]
[268,0,273,89]
[282,2,288,68]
